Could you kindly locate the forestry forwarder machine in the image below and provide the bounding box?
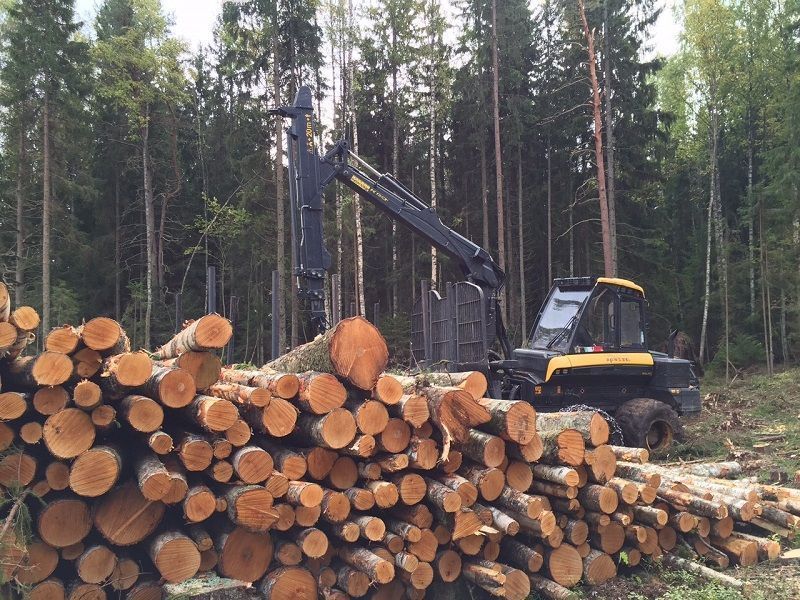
[274,86,701,451]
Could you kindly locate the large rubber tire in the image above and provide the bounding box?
[615,398,683,453]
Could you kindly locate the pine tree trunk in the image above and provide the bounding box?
[42,90,51,334]
[141,105,155,351]
[348,0,365,317]
[517,153,526,339]
[491,0,506,320]
[392,33,400,313]
[748,107,755,316]
[481,141,489,252]
[602,0,617,274]
[16,124,25,306]
[114,170,121,320]
[273,29,286,352]
[579,0,613,278]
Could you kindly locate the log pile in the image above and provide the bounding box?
[0,302,796,600]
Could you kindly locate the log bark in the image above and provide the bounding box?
[539,429,585,467]
[222,368,300,399]
[296,409,357,450]
[260,566,317,599]
[339,546,395,583]
[477,398,537,444]
[152,314,232,360]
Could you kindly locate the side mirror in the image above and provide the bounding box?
[667,329,678,358]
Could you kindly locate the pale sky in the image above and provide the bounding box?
[74,0,681,58]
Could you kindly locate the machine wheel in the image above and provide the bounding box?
[615,398,683,453]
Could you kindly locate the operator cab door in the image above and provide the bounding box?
[575,286,648,353]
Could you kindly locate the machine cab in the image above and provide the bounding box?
[531,277,648,356]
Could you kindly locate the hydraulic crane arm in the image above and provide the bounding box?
[273,86,509,356]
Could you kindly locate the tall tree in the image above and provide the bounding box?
[2,0,86,333]
[94,0,185,349]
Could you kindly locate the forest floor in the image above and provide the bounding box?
[573,367,800,600]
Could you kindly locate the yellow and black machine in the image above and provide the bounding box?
[276,86,701,451]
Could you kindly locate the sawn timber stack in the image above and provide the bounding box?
[0,305,795,599]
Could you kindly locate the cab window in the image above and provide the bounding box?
[575,289,616,348]
[620,298,645,348]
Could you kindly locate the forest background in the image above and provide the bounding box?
[0,0,798,378]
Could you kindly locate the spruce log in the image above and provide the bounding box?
[287,481,324,507]
[345,488,375,511]
[536,411,609,446]
[152,314,232,360]
[138,366,195,409]
[367,481,400,508]
[607,477,639,505]
[296,372,348,414]
[183,486,216,523]
[37,497,92,548]
[258,441,308,480]
[247,397,298,438]
[81,317,129,354]
[183,394,238,432]
[353,515,386,541]
[296,527,329,558]
[661,554,750,593]
[434,473,478,507]
[93,480,165,546]
[0,391,27,420]
[420,371,488,400]
[391,473,427,506]
[405,437,438,469]
[43,408,95,459]
[657,487,728,519]
[207,381,270,408]
[391,394,430,427]
[0,451,36,487]
[459,463,505,501]
[346,398,389,435]
[418,386,490,458]
[339,546,395,583]
[320,489,351,523]
[339,433,376,458]
[5,352,73,388]
[226,485,278,531]
[582,549,616,585]
[0,321,18,355]
[225,418,251,447]
[327,455,358,489]
[119,395,163,433]
[131,452,171,501]
[296,409,357,450]
[232,445,273,484]
[462,428,506,468]
[260,566,317,599]
[584,445,617,484]
[221,368,300,399]
[14,539,59,585]
[372,373,403,405]
[176,433,213,471]
[70,349,102,381]
[539,429,585,466]
[477,398,537,444]
[265,316,388,390]
[18,421,42,445]
[498,486,547,519]
[577,485,619,514]
[99,352,153,399]
[149,531,200,583]
[377,418,411,453]
[161,351,222,391]
[69,446,121,497]
[47,325,82,355]
[710,535,759,566]
[337,565,371,596]
[76,544,117,585]
[33,387,68,416]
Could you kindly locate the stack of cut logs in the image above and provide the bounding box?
[0,287,796,600]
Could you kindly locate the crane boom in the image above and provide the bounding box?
[273,86,510,356]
